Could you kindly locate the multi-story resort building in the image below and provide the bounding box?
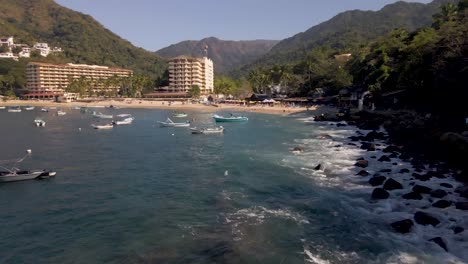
[26,62,132,95]
[168,56,214,95]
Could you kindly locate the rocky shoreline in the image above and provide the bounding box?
[311,110,468,256]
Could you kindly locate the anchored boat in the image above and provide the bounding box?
[213,114,248,122]
[158,118,190,127]
[190,126,224,134]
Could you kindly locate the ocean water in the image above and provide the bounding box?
[0,107,466,264]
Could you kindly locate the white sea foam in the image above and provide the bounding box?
[286,119,468,262]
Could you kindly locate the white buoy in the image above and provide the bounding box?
[171,133,175,136]
[79,128,82,131]
[224,170,228,176]
[26,149,32,154]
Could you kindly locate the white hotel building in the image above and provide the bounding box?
[168,56,214,95]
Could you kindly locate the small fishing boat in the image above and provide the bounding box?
[34,118,46,127]
[37,170,57,179]
[7,106,21,113]
[93,111,113,119]
[172,112,188,118]
[117,114,132,118]
[41,108,49,112]
[158,118,190,127]
[57,110,66,116]
[0,106,6,110]
[213,114,248,122]
[190,126,224,134]
[112,117,134,125]
[92,123,114,129]
[24,106,35,110]
[0,170,43,182]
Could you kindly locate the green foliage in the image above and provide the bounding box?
[188,85,201,98]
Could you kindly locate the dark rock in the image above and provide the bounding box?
[380,169,392,173]
[391,219,413,234]
[426,171,445,179]
[333,145,341,148]
[378,155,391,162]
[349,136,360,142]
[460,189,468,199]
[455,202,468,210]
[336,123,347,127]
[455,186,468,194]
[369,176,386,186]
[314,164,322,170]
[389,153,399,159]
[428,237,448,252]
[355,160,368,168]
[360,142,376,151]
[372,188,389,199]
[409,182,415,186]
[430,189,448,199]
[392,162,398,165]
[365,131,386,141]
[414,211,440,227]
[356,170,370,176]
[399,168,410,173]
[453,227,464,234]
[412,173,431,181]
[347,143,357,146]
[370,156,377,159]
[383,178,403,191]
[440,183,453,188]
[383,146,400,153]
[402,192,423,200]
[412,185,432,194]
[432,200,452,208]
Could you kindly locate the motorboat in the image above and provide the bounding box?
[24,106,35,110]
[0,106,6,109]
[213,114,248,122]
[34,118,46,127]
[92,123,114,129]
[172,112,188,118]
[0,169,43,183]
[41,108,49,112]
[158,118,190,127]
[190,126,224,134]
[36,170,57,179]
[57,110,67,116]
[112,117,134,125]
[93,111,113,119]
[117,114,132,118]
[7,106,21,113]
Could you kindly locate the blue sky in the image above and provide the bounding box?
[55,0,431,51]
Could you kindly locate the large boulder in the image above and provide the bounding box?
[414,211,440,227]
[402,192,423,200]
[372,188,389,199]
[383,178,403,191]
[355,160,369,168]
[378,155,391,162]
[314,164,322,170]
[369,176,387,186]
[453,227,464,234]
[432,200,452,208]
[430,189,448,199]
[428,237,448,252]
[360,142,376,151]
[412,185,432,194]
[391,219,414,234]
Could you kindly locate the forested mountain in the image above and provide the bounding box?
[235,0,457,75]
[0,0,167,78]
[155,37,279,74]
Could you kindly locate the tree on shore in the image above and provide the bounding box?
[188,85,201,98]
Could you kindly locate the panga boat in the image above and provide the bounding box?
[158,118,190,127]
[7,106,21,113]
[0,106,6,109]
[41,108,49,112]
[92,123,114,129]
[57,110,66,116]
[24,106,35,110]
[172,112,188,118]
[190,126,224,134]
[213,114,248,122]
[34,118,46,127]
[0,170,43,182]
[112,117,134,125]
[93,111,113,119]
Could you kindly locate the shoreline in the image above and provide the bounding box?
[0,99,313,116]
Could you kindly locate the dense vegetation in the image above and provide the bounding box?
[234,0,457,77]
[156,37,279,74]
[0,0,167,95]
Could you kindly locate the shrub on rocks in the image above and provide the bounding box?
[383,178,403,191]
[414,211,440,227]
[391,219,413,233]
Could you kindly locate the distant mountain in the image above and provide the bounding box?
[235,0,457,75]
[155,37,279,74]
[0,0,166,78]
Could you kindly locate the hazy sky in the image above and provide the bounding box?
[54,0,431,51]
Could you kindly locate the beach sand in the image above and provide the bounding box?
[1,99,317,116]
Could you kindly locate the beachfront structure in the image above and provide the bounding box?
[26,62,133,94]
[168,56,214,95]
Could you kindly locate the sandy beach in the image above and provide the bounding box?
[1,99,315,115]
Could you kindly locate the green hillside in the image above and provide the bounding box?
[0,0,167,78]
[234,0,457,76]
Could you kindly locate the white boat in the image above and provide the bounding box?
[7,106,21,113]
[34,118,46,127]
[24,106,35,110]
[0,169,43,183]
[112,117,134,125]
[41,108,49,112]
[117,114,132,118]
[92,123,114,129]
[190,126,224,134]
[0,106,6,109]
[172,112,188,118]
[93,111,113,119]
[158,118,190,127]
[57,110,66,116]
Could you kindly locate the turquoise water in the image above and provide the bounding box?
[0,108,463,263]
